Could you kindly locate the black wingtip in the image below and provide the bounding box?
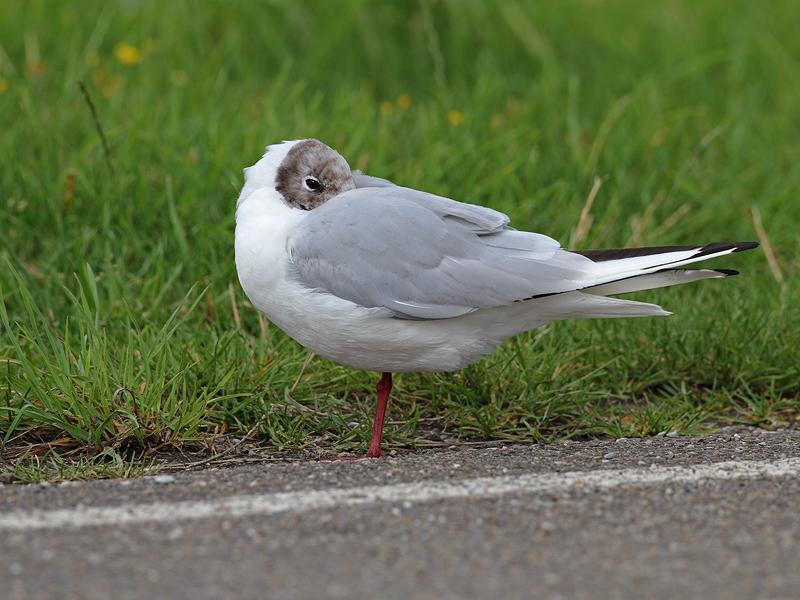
[714,268,740,276]
[696,241,759,257]
[576,241,760,263]
[732,241,759,253]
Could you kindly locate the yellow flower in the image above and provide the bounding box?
[380,101,394,116]
[170,70,188,86]
[93,68,123,97]
[505,97,521,115]
[103,74,123,97]
[447,109,463,126]
[396,94,412,110]
[114,43,141,66]
[26,60,45,76]
[649,130,666,147]
[92,68,103,84]
[0,77,8,94]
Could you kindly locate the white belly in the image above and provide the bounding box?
[234,168,671,374]
[235,188,505,372]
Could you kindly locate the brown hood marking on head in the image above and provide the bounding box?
[274,139,356,210]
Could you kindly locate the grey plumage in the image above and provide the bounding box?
[287,182,756,320]
[287,187,598,319]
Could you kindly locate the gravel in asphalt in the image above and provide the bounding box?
[2,428,799,599]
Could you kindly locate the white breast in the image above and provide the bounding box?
[234,187,302,303]
[234,186,511,372]
[233,141,547,372]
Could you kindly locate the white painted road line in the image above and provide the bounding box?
[2,457,799,532]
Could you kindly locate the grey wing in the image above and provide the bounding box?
[352,171,395,189]
[287,187,596,319]
[353,172,508,234]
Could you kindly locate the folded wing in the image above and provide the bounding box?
[286,186,597,319]
[287,177,757,321]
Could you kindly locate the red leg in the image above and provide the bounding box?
[366,372,392,458]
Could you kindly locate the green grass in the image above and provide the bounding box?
[1,0,799,480]
[2,449,154,485]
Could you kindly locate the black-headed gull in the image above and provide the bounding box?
[234,139,757,458]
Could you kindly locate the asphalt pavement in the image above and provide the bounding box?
[3,427,800,600]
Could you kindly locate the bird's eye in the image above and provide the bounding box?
[304,177,323,192]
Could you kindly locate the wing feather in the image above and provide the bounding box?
[287,188,594,319]
[286,174,756,320]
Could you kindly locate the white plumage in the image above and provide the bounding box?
[234,140,755,373]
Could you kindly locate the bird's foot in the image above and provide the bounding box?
[365,447,383,459]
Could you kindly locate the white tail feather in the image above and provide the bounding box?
[588,247,737,281]
[585,269,731,296]
[532,291,671,320]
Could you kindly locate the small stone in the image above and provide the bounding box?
[543,572,560,585]
[451,463,461,469]
[615,437,629,443]
[666,431,679,438]
[603,452,617,460]
[152,475,175,484]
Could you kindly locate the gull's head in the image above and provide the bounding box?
[238,139,355,210]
